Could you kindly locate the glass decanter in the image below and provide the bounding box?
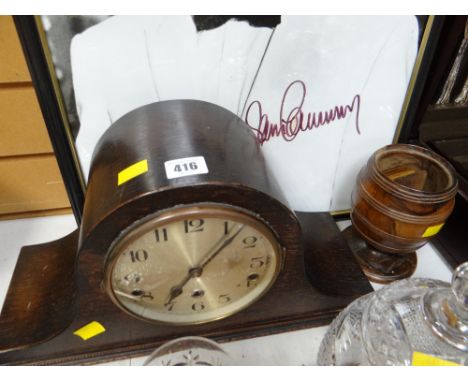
[317,262,468,365]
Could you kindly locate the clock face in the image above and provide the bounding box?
[104,204,282,324]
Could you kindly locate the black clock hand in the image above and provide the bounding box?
[114,289,154,301]
[197,224,245,270]
[165,273,191,306]
[165,224,245,306]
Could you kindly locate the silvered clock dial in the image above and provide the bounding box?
[105,204,282,324]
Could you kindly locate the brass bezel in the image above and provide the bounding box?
[103,203,284,325]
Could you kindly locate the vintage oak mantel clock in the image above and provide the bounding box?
[3,14,466,365]
[79,100,295,326]
[0,100,371,365]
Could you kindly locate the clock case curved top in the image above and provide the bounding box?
[78,99,301,278]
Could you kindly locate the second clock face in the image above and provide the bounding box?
[104,204,282,324]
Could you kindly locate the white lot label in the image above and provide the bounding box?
[164,156,209,179]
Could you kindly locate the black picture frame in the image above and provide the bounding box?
[14,16,86,224]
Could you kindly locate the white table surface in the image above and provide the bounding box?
[0,214,453,366]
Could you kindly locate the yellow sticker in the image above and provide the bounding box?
[422,223,444,238]
[73,321,106,340]
[412,352,461,366]
[117,159,148,186]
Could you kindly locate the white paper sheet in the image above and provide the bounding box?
[242,16,418,211]
[71,16,418,212]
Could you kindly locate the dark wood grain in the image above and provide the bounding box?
[79,99,291,246]
[0,101,372,365]
[299,212,373,296]
[0,230,78,353]
[0,213,371,365]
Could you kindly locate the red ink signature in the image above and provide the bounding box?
[245,80,361,145]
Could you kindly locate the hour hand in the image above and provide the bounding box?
[164,277,189,306]
[163,223,245,305]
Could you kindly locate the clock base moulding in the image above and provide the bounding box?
[0,212,372,365]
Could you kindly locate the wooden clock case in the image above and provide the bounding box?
[0,100,372,365]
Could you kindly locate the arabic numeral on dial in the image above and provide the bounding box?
[154,228,168,242]
[127,249,148,263]
[192,302,205,311]
[218,294,231,304]
[243,236,258,248]
[250,257,265,269]
[184,219,204,233]
[247,273,259,288]
[224,221,229,235]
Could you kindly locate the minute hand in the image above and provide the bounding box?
[164,224,245,306]
[197,224,245,271]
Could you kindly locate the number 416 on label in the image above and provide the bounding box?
[164,156,209,180]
